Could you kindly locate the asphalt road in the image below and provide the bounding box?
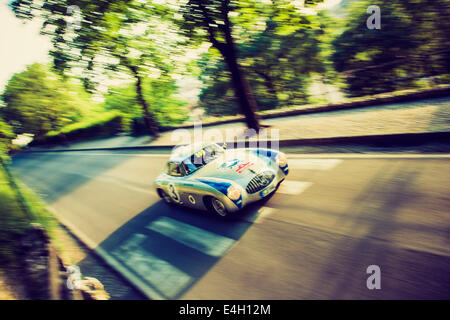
[10,150,450,299]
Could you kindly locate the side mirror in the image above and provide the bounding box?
[222,142,227,150]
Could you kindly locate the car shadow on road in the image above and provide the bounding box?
[79,196,274,300]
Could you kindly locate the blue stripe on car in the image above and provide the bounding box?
[197,179,243,209]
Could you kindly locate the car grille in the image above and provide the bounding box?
[246,171,275,194]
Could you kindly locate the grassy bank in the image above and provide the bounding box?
[0,163,29,266]
[0,160,59,266]
[0,157,68,299]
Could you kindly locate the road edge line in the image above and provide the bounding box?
[24,131,450,153]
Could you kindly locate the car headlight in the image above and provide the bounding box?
[227,185,241,200]
[276,153,288,167]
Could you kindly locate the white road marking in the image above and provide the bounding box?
[36,150,450,160]
[253,207,276,224]
[241,206,275,224]
[111,233,193,299]
[38,152,169,157]
[278,181,313,195]
[288,159,342,170]
[286,154,450,159]
[31,152,450,159]
[146,217,236,257]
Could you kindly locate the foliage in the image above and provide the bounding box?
[331,0,450,97]
[197,10,331,116]
[178,0,324,129]
[10,0,183,136]
[103,85,142,120]
[7,0,450,134]
[1,63,97,138]
[0,164,28,266]
[10,0,175,80]
[0,117,14,159]
[103,77,189,129]
[0,161,59,268]
[32,111,124,145]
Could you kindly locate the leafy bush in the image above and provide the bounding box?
[0,118,14,160]
[104,78,189,134]
[1,63,99,138]
[31,111,125,146]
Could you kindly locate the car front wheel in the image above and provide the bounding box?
[209,197,228,217]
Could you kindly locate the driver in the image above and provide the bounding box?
[192,149,206,166]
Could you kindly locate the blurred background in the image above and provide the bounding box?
[1,0,449,147]
[1,0,450,300]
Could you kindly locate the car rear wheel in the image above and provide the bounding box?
[209,198,228,217]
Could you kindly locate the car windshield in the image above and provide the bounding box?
[167,161,183,176]
[181,144,224,174]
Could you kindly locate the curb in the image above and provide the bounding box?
[24,131,450,153]
[276,131,450,147]
[162,85,450,130]
[257,86,450,121]
[47,206,159,300]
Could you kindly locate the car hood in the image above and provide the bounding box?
[190,149,273,188]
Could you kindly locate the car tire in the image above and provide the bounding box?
[207,197,228,217]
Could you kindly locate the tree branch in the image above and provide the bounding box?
[220,0,233,46]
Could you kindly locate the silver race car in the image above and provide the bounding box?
[154,142,288,217]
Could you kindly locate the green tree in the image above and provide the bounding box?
[0,117,14,158]
[1,63,88,137]
[331,0,450,97]
[179,0,324,131]
[11,0,181,137]
[197,11,329,116]
[104,77,189,129]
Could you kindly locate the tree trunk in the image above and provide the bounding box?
[220,3,260,132]
[223,48,261,132]
[199,0,260,132]
[130,68,159,138]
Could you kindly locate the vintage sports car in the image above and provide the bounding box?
[154,142,288,217]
